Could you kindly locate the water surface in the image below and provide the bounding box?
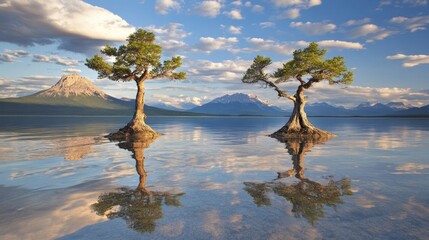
[0,116,428,239]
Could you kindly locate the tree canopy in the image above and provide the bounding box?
[85,29,186,83]
[243,42,353,102]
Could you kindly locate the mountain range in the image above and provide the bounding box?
[189,93,286,116]
[186,93,429,117]
[0,74,427,117]
[0,74,197,116]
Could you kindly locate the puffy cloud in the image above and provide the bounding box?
[386,54,429,67]
[317,40,363,49]
[345,18,371,26]
[245,38,305,55]
[145,23,190,53]
[290,21,336,35]
[32,55,80,66]
[193,37,239,53]
[231,0,242,6]
[192,1,223,18]
[0,75,60,97]
[228,25,242,35]
[0,49,30,63]
[350,24,396,42]
[150,93,208,109]
[0,0,135,54]
[259,22,276,28]
[224,9,244,19]
[390,15,429,32]
[272,0,322,8]
[252,5,264,12]
[245,38,362,55]
[185,58,252,82]
[155,0,181,14]
[278,8,300,19]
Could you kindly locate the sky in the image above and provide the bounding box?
[0,0,428,109]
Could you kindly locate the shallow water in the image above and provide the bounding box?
[0,116,428,239]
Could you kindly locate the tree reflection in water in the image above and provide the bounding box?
[244,138,352,225]
[91,136,184,233]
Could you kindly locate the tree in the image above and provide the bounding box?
[244,138,352,225]
[92,136,184,232]
[242,42,353,140]
[86,29,186,139]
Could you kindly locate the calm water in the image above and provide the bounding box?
[0,116,428,240]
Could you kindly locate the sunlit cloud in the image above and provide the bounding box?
[0,0,136,54]
[390,15,429,32]
[192,1,223,18]
[193,37,239,53]
[32,54,80,66]
[290,21,336,35]
[228,25,242,35]
[350,23,396,42]
[0,49,31,63]
[155,0,181,15]
[252,4,264,12]
[386,54,429,67]
[259,22,276,28]
[145,23,190,54]
[224,9,244,19]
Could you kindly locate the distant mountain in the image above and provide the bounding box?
[0,74,198,116]
[189,93,287,116]
[305,101,428,117]
[387,105,429,117]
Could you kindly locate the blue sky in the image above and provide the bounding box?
[0,0,428,109]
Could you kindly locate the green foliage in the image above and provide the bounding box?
[242,55,272,83]
[86,29,186,82]
[242,42,354,88]
[274,42,354,85]
[91,187,183,233]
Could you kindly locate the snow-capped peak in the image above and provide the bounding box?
[210,93,269,105]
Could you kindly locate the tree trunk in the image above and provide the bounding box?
[270,86,333,141]
[110,80,159,140]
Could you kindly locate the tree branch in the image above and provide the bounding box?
[262,79,296,102]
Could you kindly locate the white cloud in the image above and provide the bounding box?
[231,0,242,6]
[150,93,207,108]
[245,38,362,55]
[402,0,427,6]
[0,49,30,63]
[63,68,82,74]
[145,23,190,53]
[185,58,252,82]
[155,0,181,14]
[272,0,322,8]
[252,5,264,12]
[290,21,336,35]
[194,37,239,53]
[350,24,395,42]
[245,38,304,55]
[386,54,429,67]
[32,55,80,66]
[0,0,136,53]
[317,40,364,49]
[260,22,276,28]
[303,82,429,108]
[245,1,252,7]
[193,1,223,18]
[278,8,300,19]
[390,15,429,32]
[224,9,244,19]
[228,26,242,35]
[345,18,371,26]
